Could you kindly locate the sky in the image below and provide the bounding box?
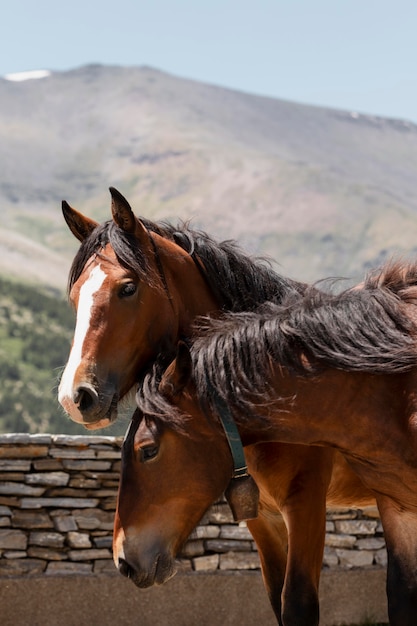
[2,0,417,123]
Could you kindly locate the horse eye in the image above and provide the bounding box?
[140,444,159,463]
[119,282,137,298]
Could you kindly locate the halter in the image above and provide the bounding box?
[173,231,220,301]
[150,229,259,520]
[147,231,174,304]
[209,386,249,479]
[149,229,207,309]
[208,381,259,522]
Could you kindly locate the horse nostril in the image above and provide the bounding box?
[74,384,99,413]
[118,558,133,579]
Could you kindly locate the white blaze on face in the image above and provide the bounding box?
[58,265,107,409]
[112,525,126,567]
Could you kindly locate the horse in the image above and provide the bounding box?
[114,279,417,626]
[59,187,377,625]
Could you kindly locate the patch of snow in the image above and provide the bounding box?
[4,70,51,82]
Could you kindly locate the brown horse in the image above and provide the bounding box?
[59,188,376,625]
[114,281,417,626]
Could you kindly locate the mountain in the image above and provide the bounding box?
[2,63,417,291]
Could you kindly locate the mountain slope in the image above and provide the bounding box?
[1,63,417,290]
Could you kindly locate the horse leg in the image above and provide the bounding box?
[247,510,288,625]
[279,468,329,626]
[246,443,333,626]
[248,504,324,626]
[377,495,417,626]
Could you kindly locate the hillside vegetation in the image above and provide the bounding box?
[0,277,127,435]
[0,277,75,433]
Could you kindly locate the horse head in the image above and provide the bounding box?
[58,188,184,429]
[113,396,233,588]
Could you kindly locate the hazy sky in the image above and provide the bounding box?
[2,0,417,123]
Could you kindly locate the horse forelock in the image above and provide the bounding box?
[135,359,192,433]
[67,220,162,295]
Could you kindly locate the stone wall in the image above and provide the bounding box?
[0,433,387,578]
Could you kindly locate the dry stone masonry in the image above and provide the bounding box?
[0,434,387,578]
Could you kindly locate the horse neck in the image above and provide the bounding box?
[153,228,307,322]
[153,233,219,336]
[191,241,307,311]
[234,366,401,456]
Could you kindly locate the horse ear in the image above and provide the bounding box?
[109,187,151,242]
[160,342,192,397]
[62,201,98,242]
[109,187,137,232]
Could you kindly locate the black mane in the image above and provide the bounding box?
[136,275,417,428]
[364,259,417,301]
[172,227,307,310]
[68,218,307,308]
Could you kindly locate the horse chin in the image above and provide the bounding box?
[154,555,177,586]
[128,554,177,589]
[84,417,113,431]
[82,404,118,430]
[119,555,177,589]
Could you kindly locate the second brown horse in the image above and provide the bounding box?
[115,278,417,626]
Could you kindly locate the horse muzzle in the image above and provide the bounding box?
[117,552,176,589]
[59,379,118,428]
